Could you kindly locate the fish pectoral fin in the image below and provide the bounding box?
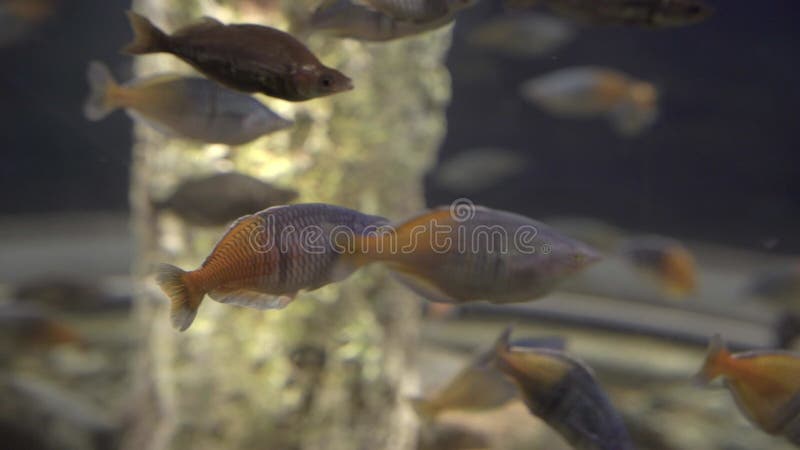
[389,270,459,304]
[209,289,296,310]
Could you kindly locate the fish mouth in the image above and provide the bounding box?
[342,79,355,91]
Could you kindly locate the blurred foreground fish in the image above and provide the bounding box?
[0,0,57,47]
[343,205,600,304]
[0,305,83,355]
[156,204,387,331]
[306,0,477,41]
[467,13,575,58]
[123,12,353,101]
[695,334,800,445]
[84,62,293,145]
[155,172,299,227]
[520,66,659,136]
[363,0,450,22]
[505,0,713,28]
[413,335,565,418]
[745,264,800,312]
[431,148,528,193]
[492,328,635,450]
[619,236,697,298]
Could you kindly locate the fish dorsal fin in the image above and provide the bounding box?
[208,288,295,310]
[174,16,224,37]
[389,270,458,304]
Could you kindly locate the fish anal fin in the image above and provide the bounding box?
[209,288,296,310]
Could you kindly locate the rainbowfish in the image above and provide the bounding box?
[156,204,388,331]
[123,12,353,101]
[619,236,697,298]
[84,62,293,145]
[492,327,635,450]
[695,334,800,445]
[467,13,576,58]
[154,172,298,227]
[412,335,565,419]
[363,0,450,22]
[506,0,713,28]
[520,66,659,137]
[0,305,84,355]
[306,0,477,41]
[343,205,600,304]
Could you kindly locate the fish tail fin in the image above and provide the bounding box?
[409,397,439,420]
[84,61,120,121]
[122,11,169,55]
[694,334,730,385]
[155,264,204,332]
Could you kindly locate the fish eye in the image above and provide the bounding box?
[320,76,333,88]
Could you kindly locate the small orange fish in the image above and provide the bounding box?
[620,236,697,298]
[156,204,388,331]
[695,335,800,445]
[0,306,84,353]
[343,205,600,305]
[123,12,353,101]
[492,327,634,450]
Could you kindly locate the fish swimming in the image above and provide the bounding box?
[154,172,299,227]
[122,11,353,101]
[307,0,477,41]
[0,305,84,355]
[492,327,635,450]
[619,236,697,298]
[342,205,600,304]
[84,62,293,145]
[13,276,130,313]
[363,0,450,22]
[695,334,800,445]
[431,148,529,193]
[156,203,388,331]
[412,335,566,419]
[505,0,713,28]
[467,13,575,58]
[520,66,659,136]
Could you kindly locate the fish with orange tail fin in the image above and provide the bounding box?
[122,11,353,101]
[619,235,697,299]
[491,327,635,450]
[155,204,387,331]
[695,334,800,445]
[342,205,600,305]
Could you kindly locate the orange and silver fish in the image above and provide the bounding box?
[84,62,293,145]
[123,12,353,101]
[343,205,600,305]
[520,66,659,137]
[154,172,298,227]
[492,327,635,450]
[506,0,713,28]
[619,236,697,298]
[156,204,387,331]
[695,334,800,445]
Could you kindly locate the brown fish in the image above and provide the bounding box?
[154,172,299,227]
[156,203,388,331]
[122,11,353,101]
[506,0,713,28]
[695,335,800,445]
[343,205,601,305]
[0,305,84,355]
[492,327,635,450]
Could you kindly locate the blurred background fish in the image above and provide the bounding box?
[695,334,800,446]
[429,147,529,193]
[0,0,58,47]
[84,62,293,145]
[520,66,659,137]
[304,0,478,41]
[745,264,800,312]
[363,0,450,22]
[505,0,714,28]
[153,172,299,227]
[619,235,697,299]
[0,305,84,357]
[467,12,575,58]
